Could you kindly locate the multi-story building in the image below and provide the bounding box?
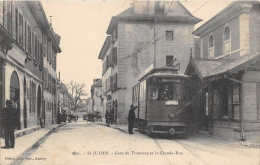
[90,79,103,115]
[186,1,260,142]
[57,82,72,117]
[0,1,61,134]
[99,1,201,124]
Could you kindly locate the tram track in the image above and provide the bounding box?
[150,134,210,165]
[151,135,172,165]
[175,139,210,165]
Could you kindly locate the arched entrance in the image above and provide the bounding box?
[23,78,27,128]
[37,86,41,125]
[10,71,20,130]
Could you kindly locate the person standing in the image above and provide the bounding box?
[1,100,19,149]
[128,105,137,134]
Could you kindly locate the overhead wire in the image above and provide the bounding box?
[117,1,208,60]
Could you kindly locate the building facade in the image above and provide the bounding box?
[90,79,103,115]
[186,1,260,142]
[0,1,61,136]
[99,1,201,124]
[57,82,72,117]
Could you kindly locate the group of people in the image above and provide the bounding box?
[105,108,114,125]
[1,99,20,149]
[105,105,138,134]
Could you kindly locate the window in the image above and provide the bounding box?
[112,47,117,65]
[0,2,3,25]
[166,55,173,67]
[28,26,31,54]
[6,1,12,34]
[166,31,173,41]
[209,35,214,58]
[224,27,231,55]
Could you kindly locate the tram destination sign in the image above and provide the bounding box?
[165,100,178,105]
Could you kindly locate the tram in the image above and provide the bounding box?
[132,65,189,136]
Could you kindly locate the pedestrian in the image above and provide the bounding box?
[128,105,137,134]
[1,100,20,149]
[105,110,110,125]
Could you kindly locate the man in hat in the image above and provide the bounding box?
[128,105,137,134]
[1,100,19,149]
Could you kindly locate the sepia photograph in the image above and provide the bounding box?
[0,0,260,165]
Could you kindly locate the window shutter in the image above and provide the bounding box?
[31,33,35,59]
[0,2,4,25]
[39,42,42,66]
[35,36,38,61]
[43,35,47,56]
[12,2,15,39]
[47,42,52,61]
[112,47,117,65]
[110,76,113,91]
[19,13,23,46]
[23,18,25,49]
[25,21,28,52]
[3,1,7,29]
[6,1,11,33]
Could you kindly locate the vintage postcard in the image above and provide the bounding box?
[0,1,259,165]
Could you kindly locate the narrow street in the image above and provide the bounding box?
[15,120,259,165]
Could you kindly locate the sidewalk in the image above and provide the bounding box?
[0,123,66,165]
[97,121,260,148]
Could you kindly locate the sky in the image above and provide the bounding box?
[41,0,233,95]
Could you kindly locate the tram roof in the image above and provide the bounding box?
[140,72,189,81]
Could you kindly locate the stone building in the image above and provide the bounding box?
[186,1,260,142]
[90,79,103,115]
[99,1,201,124]
[0,1,61,135]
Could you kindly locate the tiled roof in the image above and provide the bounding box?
[192,59,226,78]
[192,52,260,79]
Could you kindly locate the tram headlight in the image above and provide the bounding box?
[169,112,175,119]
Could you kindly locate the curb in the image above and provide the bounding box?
[97,122,128,133]
[11,123,66,165]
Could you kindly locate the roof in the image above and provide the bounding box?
[189,52,260,80]
[93,79,102,87]
[193,1,259,36]
[98,36,111,59]
[107,2,202,34]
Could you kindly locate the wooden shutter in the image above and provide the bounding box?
[0,2,3,25]
[12,2,15,39]
[47,42,52,61]
[23,17,25,49]
[32,33,35,59]
[3,2,7,30]
[25,21,28,52]
[6,1,11,33]
[110,76,113,91]
[28,27,31,54]
[43,35,47,56]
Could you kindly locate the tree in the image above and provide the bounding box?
[67,81,88,112]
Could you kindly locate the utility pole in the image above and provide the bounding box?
[154,18,156,68]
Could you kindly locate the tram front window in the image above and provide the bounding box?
[150,82,183,101]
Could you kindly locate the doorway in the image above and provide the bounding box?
[10,71,20,130]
